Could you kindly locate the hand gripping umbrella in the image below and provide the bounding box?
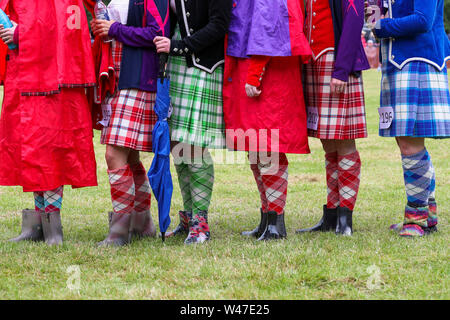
[148,52,173,242]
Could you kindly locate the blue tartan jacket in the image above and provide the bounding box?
[374,0,450,70]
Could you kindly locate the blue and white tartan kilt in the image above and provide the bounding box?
[379,43,450,138]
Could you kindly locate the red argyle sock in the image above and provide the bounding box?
[250,162,269,212]
[34,192,45,213]
[260,153,289,215]
[130,162,151,213]
[325,152,339,209]
[108,165,135,215]
[337,151,361,211]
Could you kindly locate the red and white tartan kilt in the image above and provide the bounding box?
[304,51,367,140]
[100,41,157,152]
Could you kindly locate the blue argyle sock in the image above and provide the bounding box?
[401,149,433,207]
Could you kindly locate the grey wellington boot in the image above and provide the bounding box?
[129,210,157,241]
[40,211,63,245]
[8,209,44,242]
[98,212,131,247]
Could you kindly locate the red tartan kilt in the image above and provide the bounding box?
[101,89,157,152]
[304,51,368,140]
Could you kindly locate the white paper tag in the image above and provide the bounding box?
[99,103,112,127]
[378,107,394,129]
[307,107,319,131]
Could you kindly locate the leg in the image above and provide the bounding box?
[128,150,156,239]
[242,152,270,238]
[99,145,134,246]
[334,139,360,236]
[166,141,193,237]
[184,147,214,245]
[257,153,288,241]
[395,137,433,237]
[41,186,64,245]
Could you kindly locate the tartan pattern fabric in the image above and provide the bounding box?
[304,51,368,140]
[130,162,151,214]
[101,89,157,152]
[189,152,215,214]
[337,151,361,211]
[428,198,438,227]
[379,42,450,138]
[34,192,45,213]
[108,165,135,215]
[174,162,193,212]
[250,163,269,213]
[43,186,64,213]
[101,40,157,152]
[402,149,434,207]
[167,28,226,149]
[251,153,289,215]
[325,152,340,209]
[34,186,64,213]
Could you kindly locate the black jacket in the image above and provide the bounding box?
[170,0,233,73]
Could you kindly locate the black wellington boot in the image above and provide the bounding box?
[296,205,337,233]
[8,209,44,242]
[40,211,64,245]
[257,211,287,241]
[336,207,353,236]
[241,208,268,238]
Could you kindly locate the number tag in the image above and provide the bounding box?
[307,107,319,131]
[99,103,112,127]
[378,107,394,129]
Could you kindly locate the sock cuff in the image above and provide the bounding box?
[130,161,146,175]
[325,151,338,162]
[108,164,133,184]
[401,148,429,162]
[337,150,360,162]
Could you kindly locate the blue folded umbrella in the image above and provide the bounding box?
[148,54,173,242]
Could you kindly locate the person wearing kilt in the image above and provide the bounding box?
[153,0,233,244]
[0,0,97,245]
[371,0,450,237]
[297,0,370,236]
[223,0,312,241]
[91,0,170,246]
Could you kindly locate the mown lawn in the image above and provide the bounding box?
[0,70,448,300]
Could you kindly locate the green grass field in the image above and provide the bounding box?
[0,70,448,300]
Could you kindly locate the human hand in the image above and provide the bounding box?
[93,19,115,38]
[0,21,18,45]
[153,36,171,53]
[330,78,347,95]
[245,83,262,98]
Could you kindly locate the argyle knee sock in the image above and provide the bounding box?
[130,162,151,214]
[250,162,269,212]
[189,151,214,214]
[34,192,45,213]
[108,165,135,215]
[175,162,193,212]
[338,151,361,211]
[44,186,64,213]
[325,152,339,209]
[402,148,433,207]
[260,153,289,215]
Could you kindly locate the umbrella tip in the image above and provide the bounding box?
[161,232,166,242]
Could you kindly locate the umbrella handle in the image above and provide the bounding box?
[158,53,169,82]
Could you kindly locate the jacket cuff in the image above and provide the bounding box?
[331,69,349,82]
[170,39,191,56]
[373,19,390,39]
[108,22,121,38]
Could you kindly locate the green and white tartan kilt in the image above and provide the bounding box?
[167,54,226,149]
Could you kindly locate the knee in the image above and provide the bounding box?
[396,138,424,156]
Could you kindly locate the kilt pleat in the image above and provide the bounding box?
[304,52,368,140]
[379,42,450,138]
